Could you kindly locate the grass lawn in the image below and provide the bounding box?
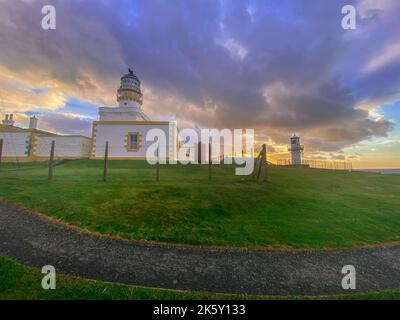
[1,255,399,300]
[0,160,399,249]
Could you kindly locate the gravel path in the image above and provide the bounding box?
[1,202,400,296]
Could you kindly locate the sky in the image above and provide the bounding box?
[0,0,399,168]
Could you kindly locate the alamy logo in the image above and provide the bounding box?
[341,5,356,30]
[145,128,255,176]
[341,265,356,290]
[41,265,56,290]
[41,5,56,30]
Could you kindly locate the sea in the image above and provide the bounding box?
[355,169,400,174]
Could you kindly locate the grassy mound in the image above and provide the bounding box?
[0,160,399,248]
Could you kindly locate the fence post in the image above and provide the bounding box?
[208,139,212,181]
[48,140,55,180]
[253,148,262,180]
[264,144,268,181]
[156,147,160,182]
[258,144,267,182]
[198,142,202,164]
[103,141,109,182]
[0,139,3,168]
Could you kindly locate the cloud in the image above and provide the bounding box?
[37,113,92,136]
[0,66,67,112]
[361,43,400,73]
[0,0,398,157]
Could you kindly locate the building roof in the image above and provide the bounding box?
[0,124,56,135]
[119,69,142,93]
[0,124,90,139]
[121,68,141,83]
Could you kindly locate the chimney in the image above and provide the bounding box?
[2,114,15,126]
[29,116,38,129]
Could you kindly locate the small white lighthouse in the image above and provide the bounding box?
[289,134,304,166]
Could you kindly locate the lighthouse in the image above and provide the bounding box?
[117,68,143,109]
[91,69,178,160]
[289,135,304,166]
[98,68,150,121]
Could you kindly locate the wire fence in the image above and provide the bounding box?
[0,138,261,184]
[0,139,221,182]
[0,137,353,183]
[274,159,353,171]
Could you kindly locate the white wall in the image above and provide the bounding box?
[36,136,91,158]
[99,107,143,121]
[0,132,31,157]
[291,151,302,165]
[94,123,172,159]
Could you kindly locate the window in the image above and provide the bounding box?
[130,134,138,150]
[126,132,141,152]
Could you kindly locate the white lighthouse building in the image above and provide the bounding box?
[91,69,178,160]
[289,134,304,166]
[0,114,91,161]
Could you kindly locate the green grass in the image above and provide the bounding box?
[1,255,399,300]
[0,160,399,249]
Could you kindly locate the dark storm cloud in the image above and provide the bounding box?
[0,0,399,151]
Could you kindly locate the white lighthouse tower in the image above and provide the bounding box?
[99,68,150,121]
[289,134,304,166]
